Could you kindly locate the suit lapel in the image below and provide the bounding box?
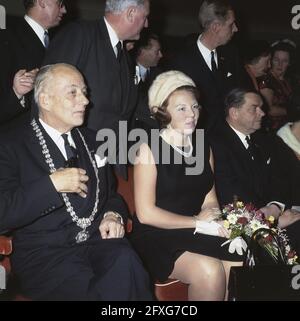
[192,43,216,83]
[13,19,45,69]
[97,19,123,108]
[224,124,258,175]
[225,124,268,201]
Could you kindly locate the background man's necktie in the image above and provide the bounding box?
[211,51,217,73]
[116,41,123,62]
[44,31,50,48]
[62,133,77,161]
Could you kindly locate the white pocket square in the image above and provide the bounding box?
[267,158,271,164]
[227,72,232,77]
[94,154,107,168]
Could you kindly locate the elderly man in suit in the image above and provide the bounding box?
[0,63,151,301]
[0,0,66,126]
[169,0,247,132]
[44,0,150,176]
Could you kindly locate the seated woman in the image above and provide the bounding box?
[130,71,243,301]
[270,104,300,253]
[259,41,295,131]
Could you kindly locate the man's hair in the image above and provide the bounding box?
[198,0,233,30]
[133,29,160,58]
[224,88,259,117]
[105,0,146,14]
[23,0,36,11]
[244,40,271,65]
[34,63,78,106]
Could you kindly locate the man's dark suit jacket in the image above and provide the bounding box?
[209,123,271,208]
[0,121,128,297]
[169,42,246,131]
[0,19,45,125]
[43,18,138,134]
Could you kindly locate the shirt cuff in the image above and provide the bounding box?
[19,96,26,108]
[266,201,285,214]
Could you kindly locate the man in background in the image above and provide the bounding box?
[0,0,67,126]
[44,0,150,177]
[170,0,246,132]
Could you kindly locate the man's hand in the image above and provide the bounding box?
[50,168,89,198]
[13,68,39,98]
[278,209,300,229]
[259,204,282,219]
[99,212,125,239]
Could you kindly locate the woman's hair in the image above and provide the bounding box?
[152,86,200,128]
[271,41,295,65]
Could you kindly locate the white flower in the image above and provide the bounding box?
[227,213,238,224]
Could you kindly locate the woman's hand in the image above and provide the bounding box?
[195,207,221,222]
[217,220,230,238]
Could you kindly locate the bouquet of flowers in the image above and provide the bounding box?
[221,201,298,265]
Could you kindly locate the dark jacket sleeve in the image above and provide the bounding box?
[0,88,26,125]
[102,164,129,222]
[0,143,63,232]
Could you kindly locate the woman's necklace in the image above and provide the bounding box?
[31,118,100,244]
[161,130,193,158]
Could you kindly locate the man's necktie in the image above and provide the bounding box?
[62,134,77,166]
[141,68,150,82]
[245,135,257,160]
[116,41,122,62]
[211,51,217,73]
[44,31,50,49]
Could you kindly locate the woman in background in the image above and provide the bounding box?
[259,41,295,130]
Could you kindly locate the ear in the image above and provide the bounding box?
[39,92,51,111]
[37,0,46,9]
[211,20,221,34]
[126,6,136,23]
[229,107,239,120]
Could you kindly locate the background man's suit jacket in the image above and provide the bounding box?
[43,18,138,134]
[169,42,246,131]
[0,19,45,125]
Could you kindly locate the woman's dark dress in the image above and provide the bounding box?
[131,135,242,282]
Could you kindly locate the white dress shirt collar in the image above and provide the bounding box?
[39,118,75,160]
[197,34,218,71]
[138,63,148,82]
[103,17,122,57]
[24,15,47,46]
[229,124,249,149]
